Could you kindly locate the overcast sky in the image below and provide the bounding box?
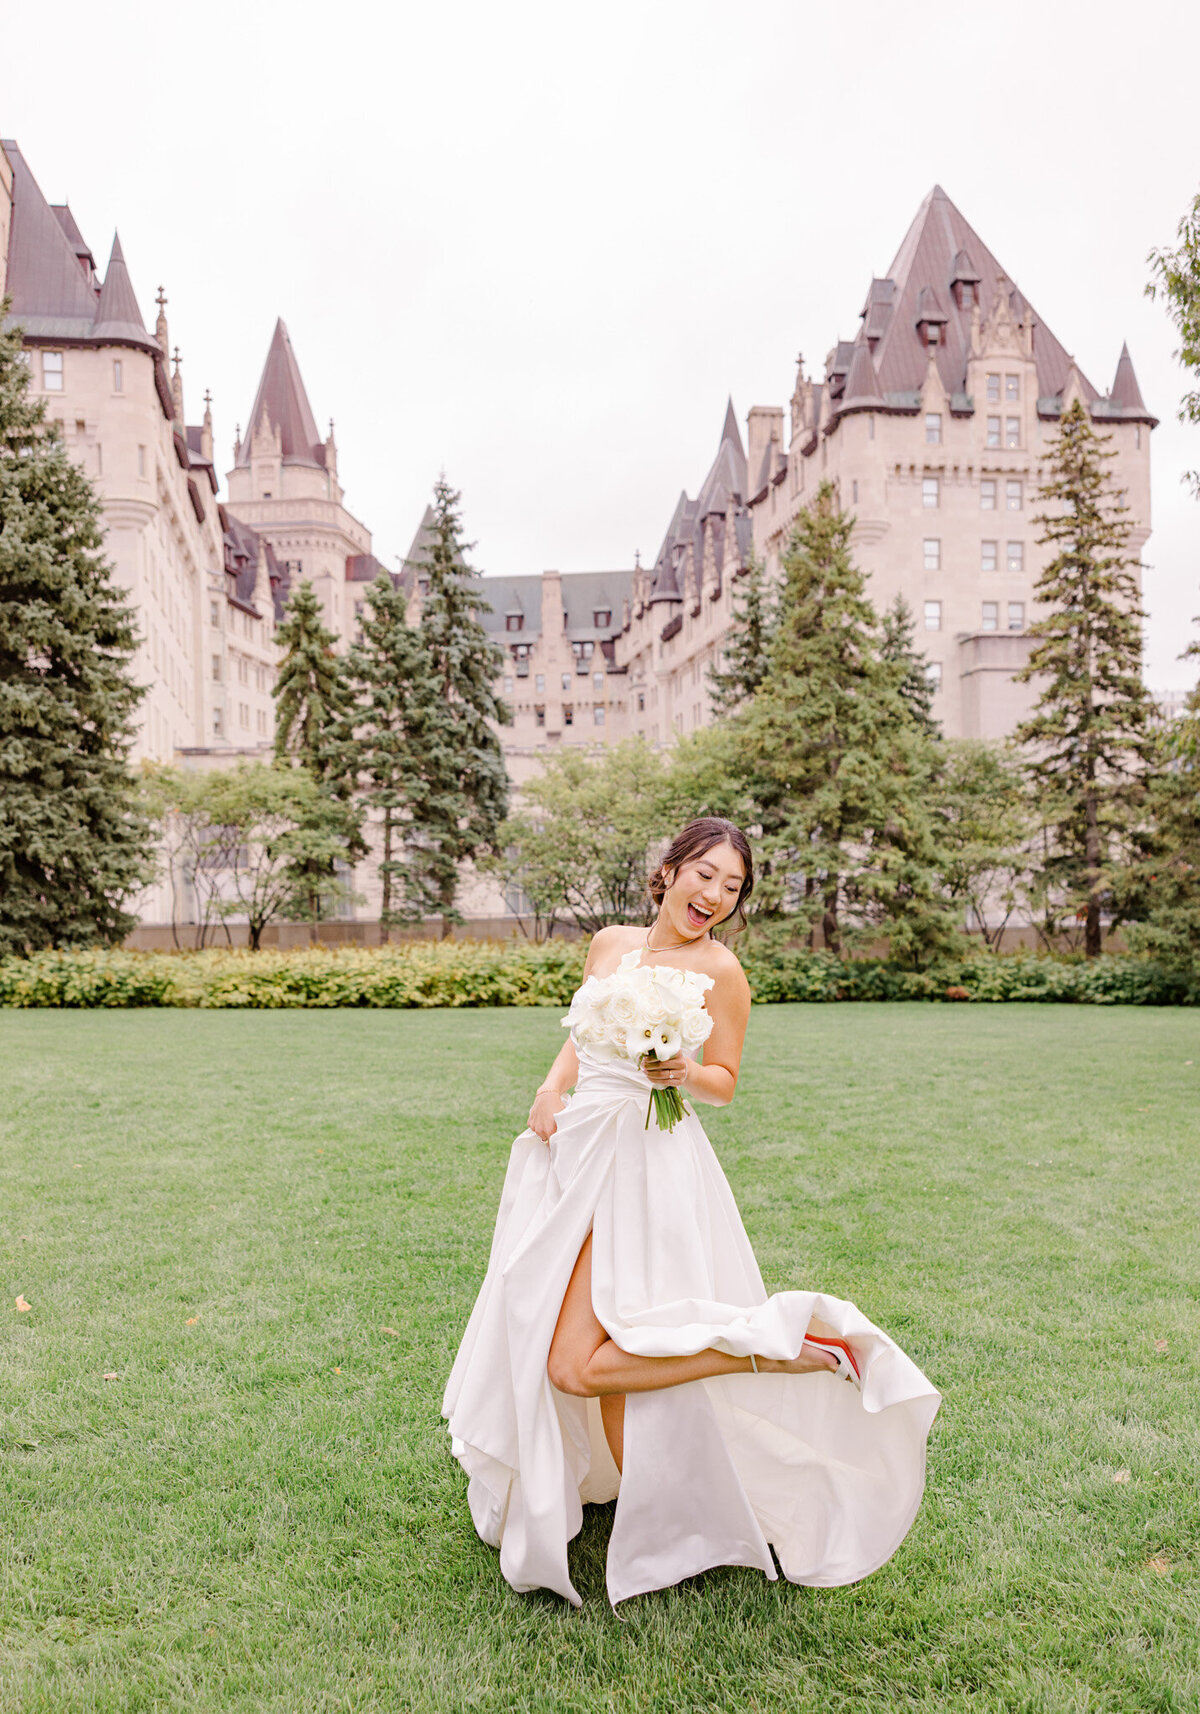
[5,0,1199,685]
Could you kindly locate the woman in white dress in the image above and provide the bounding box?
[443,818,940,1607]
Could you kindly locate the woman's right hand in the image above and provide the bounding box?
[528,1089,566,1144]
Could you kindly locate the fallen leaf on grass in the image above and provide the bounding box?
[333,1366,342,1374]
[14,1296,31,1313]
[380,1327,400,1338]
[102,1372,119,1381]
[1112,1469,1132,1484]
[186,1317,199,1326]
[1154,1338,1169,1353]
[1146,1556,1170,1576]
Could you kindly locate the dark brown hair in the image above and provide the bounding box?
[648,817,755,936]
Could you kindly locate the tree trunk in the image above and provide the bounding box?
[249,921,262,952]
[439,877,455,941]
[380,812,392,946]
[1084,776,1103,959]
[822,883,841,955]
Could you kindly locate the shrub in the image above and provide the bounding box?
[0,942,1194,1009]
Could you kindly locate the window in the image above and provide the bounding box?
[534,706,545,728]
[42,351,63,391]
[257,709,267,734]
[986,373,1000,403]
[923,600,942,632]
[923,538,941,571]
[637,691,646,713]
[986,416,1001,448]
[1136,425,1142,450]
[418,578,430,597]
[505,613,523,632]
[851,479,858,504]
[535,673,545,692]
[137,444,146,477]
[213,708,223,737]
[113,360,123,392]
[593,706,606,726]
[563,704,574,726]
[922,477,939,508]
[1007,602,1025,631]
[981,602,999,632]
[1005,417,1020,449]
[925,412,942,445]
[1006,480,1023,511]
[593,609,611,627]
[261,492,271,499]
[209,600,220,627]
[211,655,221,682]
[503,675,513,694]
[868,415,875,440]
[561,672,571,691]
[239,702,249,729]
[1005,374,1020,401]
[980,480,997,511]
[1007,541,1025,574]
[981,540,998,573]
[593,671,604,691]
[926,661,943,690]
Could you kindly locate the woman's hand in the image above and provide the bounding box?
[644,1053,689,1092]
[529,1089,566,1144]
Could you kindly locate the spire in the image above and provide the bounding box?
[840,341,885,411]
[1110,342,1149,415]
[201,389,213,462]
[720,395,743,455]
[155,285,168,355]
[171,346,184,423]
[92,232,153,347]
[237,318,324,468]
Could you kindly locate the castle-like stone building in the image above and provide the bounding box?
[1,137,1158,931]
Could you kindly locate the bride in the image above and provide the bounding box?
[443,817,940,1607]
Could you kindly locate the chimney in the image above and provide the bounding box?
[747,406,784,497]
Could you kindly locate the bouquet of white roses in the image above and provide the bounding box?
[562,952,714,1132]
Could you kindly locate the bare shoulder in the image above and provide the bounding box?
[705,940,752,1003]
[584,923,641,973]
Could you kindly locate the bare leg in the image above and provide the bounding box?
[547,1234,836,1412]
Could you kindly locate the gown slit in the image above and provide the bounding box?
[443,1044,940,1607]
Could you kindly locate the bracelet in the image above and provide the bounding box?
[534,1085,567,1098]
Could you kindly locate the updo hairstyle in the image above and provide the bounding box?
[647,817,755,936]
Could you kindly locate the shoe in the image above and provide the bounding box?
[802,1333,862,1390]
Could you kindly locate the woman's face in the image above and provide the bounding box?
[660,840,747,939]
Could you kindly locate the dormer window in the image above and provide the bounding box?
[593,608,611,628]
[956,282,975,311]
[505,612,524,632]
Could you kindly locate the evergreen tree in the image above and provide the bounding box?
[735,482,955,964]
[708,552,775,714]
[881,593,939,736]
[1127,638,1200,976]
[1012,399,1156,958]
[405,477,510,935]
[0,301,151,954]
[325,573,441,940]
[273,579,352,779]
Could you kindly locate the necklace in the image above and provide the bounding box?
[644,921,706,954]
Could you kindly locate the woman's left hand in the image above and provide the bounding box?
[644,1053,689,1091]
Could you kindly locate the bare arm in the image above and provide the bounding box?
[643,956,752,1108]
[528,928,619,1141]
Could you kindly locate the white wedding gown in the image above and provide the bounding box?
[442,1020,941,1607]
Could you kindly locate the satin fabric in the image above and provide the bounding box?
[442,1048,941,1607]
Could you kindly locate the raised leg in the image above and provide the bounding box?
[547,1232,836,1429]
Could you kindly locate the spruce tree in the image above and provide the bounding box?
[708,552,775,714]
[325,573,441,940]
[736,481,954,964]
[1128,639,1200,976]
[273,579,352,779]
[1012,399,1155,958]
[0,302,151,954]
[405,477,510,935]
[881,593,939,736]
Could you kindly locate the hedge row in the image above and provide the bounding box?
[0,942,1195,1008]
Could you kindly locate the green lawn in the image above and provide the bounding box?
[1,1005,1196,1714]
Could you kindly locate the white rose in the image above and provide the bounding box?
[679,1006,712,1050]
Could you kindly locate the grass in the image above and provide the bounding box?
[0,1004,1197,1714]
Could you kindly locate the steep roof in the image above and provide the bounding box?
[853,183,1096,406]
[91,233,156,351]
[1109,342,1152,418]
[236,318,325,468]
[649,403,747,606]
[1,139,100,335]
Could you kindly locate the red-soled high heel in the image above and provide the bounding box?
[802,1333,862,1390]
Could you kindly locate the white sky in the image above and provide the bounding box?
[4,0,1199,685]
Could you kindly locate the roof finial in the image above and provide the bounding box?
[634,549,641,570]
[155,286,169,357]
[156,285,167,313]
[204,388,212,410]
